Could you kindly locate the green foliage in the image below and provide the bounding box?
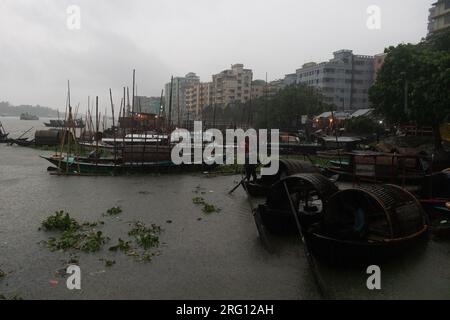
[109,238,132,252]
[128,222,162,250]
[369,30,450,149]
[0,293,23,300]
[0,269,6,278]
[192,197,221,214]
[192,197,205,205]
[40,209,165,267]
[103,207,122,216]
[41,211,107,252]
[41,211,80,232]
[345,117,380,134]
[202,84,330,129]
[80,231,107,253]
[202,203,221,214]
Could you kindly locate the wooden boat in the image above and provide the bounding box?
[327,151,433,183]
[257,178,428,264]
[44,119,85,128]
[243,159,321,197]
[256,173,339,234]
[306,184,428,264]
[8,138,34,147]
[20,113,39,120]
[40,154,217,175]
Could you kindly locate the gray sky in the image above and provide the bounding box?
[0,0,434,112]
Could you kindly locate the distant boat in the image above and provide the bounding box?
[20,113,39,120]
[44,119,85,128]
[0,121,9,143]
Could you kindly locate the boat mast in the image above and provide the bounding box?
[177,78,180,128]
[95,96,99,170]
[110,88,117,168]
[168,76,174,136]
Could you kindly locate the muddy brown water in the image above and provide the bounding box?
[1,117,450,299]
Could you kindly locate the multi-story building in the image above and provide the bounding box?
[428,0,450,35]
[268,79,285,95]
[212,64,253,108]
[185,82,213,120]
[164,72,200,124]
[287,49,374,110]
[283,73,297,86]
[251,80,266,100]
[373,53,387,81]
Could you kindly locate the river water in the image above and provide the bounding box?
[0,116,450,299]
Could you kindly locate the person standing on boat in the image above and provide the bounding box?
[244,138,257,182]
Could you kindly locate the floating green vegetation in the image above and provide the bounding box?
[100,259,116,268]
[0,294,23,300]
[45,230,107,253]
[41,211,108,253]
[80,231,108,253]
[103,207,122,216]
[108,222,162,263]
[202,203,221,214]
[0,269,6,278]
[141,252,155,262]
[192,196,205,205]
[128,222,162,250]
[41,211,80,232]
[192,197,221,214]
[40,210,164,266]
[109,238,132,253]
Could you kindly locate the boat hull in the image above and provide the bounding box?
[41,155,216,175]
[243,181,271,197]
[305,225,429,265]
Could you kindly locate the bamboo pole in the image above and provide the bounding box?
[110,89,117,169]
[168,76,174,145]
[96,96,99,170]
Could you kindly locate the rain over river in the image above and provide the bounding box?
[1,117,450,299]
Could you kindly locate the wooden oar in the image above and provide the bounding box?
[228,178,245,195]
[283,181,328,299]
[17,127,33,140]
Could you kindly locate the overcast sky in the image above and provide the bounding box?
[0,0,434,112]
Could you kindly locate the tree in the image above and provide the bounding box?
[202,84,330,130]
[345,116,381,135]
[369,30,450,150]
